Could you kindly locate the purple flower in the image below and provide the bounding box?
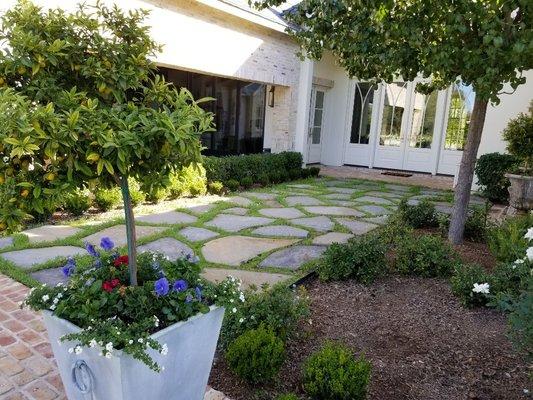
[185,294,193,303]
[62,257,76,277]
[100,237,114,251]
[154,277,170,297]
[195,286,202,300]
[85,242,99,257]
[93,259,102,269]
[173,280,188,292]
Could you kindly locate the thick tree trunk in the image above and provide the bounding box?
[119,176,138,286]
[448,98,488,244]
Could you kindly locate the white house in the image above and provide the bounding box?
[2,0,532,177]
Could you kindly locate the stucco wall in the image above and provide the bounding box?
[0,0,302,153]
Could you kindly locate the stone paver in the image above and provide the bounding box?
[241,192,276,200]
[363,215,389,225]
[0,246,86,270]
[353,195,394,205]
[336,219,378,235]
[322,193,352,200]
[30,268,69,286]
[136,210,197,225]
[285,196,323,206]
[0,236,14,249]
[22,225,81,244]
[291,216,334,232]
[263,200,283,208]
[287,184,314,189]
[385,184,411,192]
[258,207,304,219]
[303,206,364,217]
[328,187,357,194]
[138,237,194,261]
[222,207,249,216]
[83,225,165,247]
[227,196,253,206]
[358,205,392,216]
[201,268,290,290]
[259,245,326,270]
[312,232,353,245]
[205,215,274,232]
[251,225,309,238]
[179,227,219,242]
[202,236,297,266]
[185,204,216,215]
[366,191,405,199]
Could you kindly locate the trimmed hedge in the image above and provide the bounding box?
[475,152,519,203]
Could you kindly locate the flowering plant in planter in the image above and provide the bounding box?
[24,237,244,372]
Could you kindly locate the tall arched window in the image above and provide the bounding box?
[408,89,438,149]
[350,82,376,144]
[379,82,408,146]
[444,82,475,150]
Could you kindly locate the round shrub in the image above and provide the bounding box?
[303,342,371,400]
[317,234,388,283]
[225,179,240,192]
[145,187,168,204]
[240,176,253,189]
[450,264,492,308]
[503,103,533,173]
[288,168,301,180]
[300,168,312,179]
[128,178,145,207]
[225,325,285,383]
[256,173,270,187]
[475,153,519,203]
[63,189,92,216]
[396,233,457,277]
[207,181,225,195]
[308,166,321,177]
[94,187,121,211]
[397,198,438,228]
[269,170,282,184]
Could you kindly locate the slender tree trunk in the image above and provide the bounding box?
[448,98,488,244]
[119,176,138,286]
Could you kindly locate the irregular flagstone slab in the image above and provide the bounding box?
[264,200,283,208]
[435,204,453,215]
[22,225,82,244]
[259,245,327,270]
[329,200,358,207]
[201,268,290,290]
[184,204,215,215]
[222,207,248,216]
[353,196,394,205]
[205,215,274,232]
[407,198,421,206]
[366,191,405,199]
[1,246,86,270]
[202,236,297,266]
[363,215,389,225]
[83,225,165,247]
[252,225,309,238]
[242,192,276,200]
[385,184,411,192]
[179,227,219,242]
[328,187,358,194]
[258,207,304,219]
[31,267,69,286]
[312,232,353,245]
[358,205,392,216]
[336,219,378,235]
[303,206,364,217]
[138,237,194,260]
[323,193,352,200]
[324,180,348,186]
[287,184,314,189]
[227,196,253,206]
[291,216,334,232]
[0,236,14,250]
[136,210,197,225]
[285,196,323,206]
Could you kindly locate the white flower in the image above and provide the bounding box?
[161,343,168,356]
[239,318,244,323]
[510,7,519,20]
[89,339,97,348]
[105,342,113,351]
[526,247,533,262]
[232,307,237,313]
[57,292,63,299]
[68,347,74,354]
[138,338,144,343]
[524,227,533,241]
[49,304,56,310]
[239,293,245,303]
[472,282,490,295]
[42,295,49,302]
[74,346,83,355]
[105,352,113,359]
[153,316,160,328]
[514,259,525,264]
[3,156,9,163]
[128,340,133,345]
[27,163,35,171]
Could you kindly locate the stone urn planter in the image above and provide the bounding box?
[43,306,225,400]
[505,173,533,212]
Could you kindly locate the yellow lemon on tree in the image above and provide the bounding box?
[21,189,29,198]
[45,172,56,181]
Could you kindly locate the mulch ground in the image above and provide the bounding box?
[209,275,531,400]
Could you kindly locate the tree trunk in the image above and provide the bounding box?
[448,97,488,244]
[119,176,138,286]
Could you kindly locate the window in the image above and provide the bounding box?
[159,67,266,156]
[408,89,438,149]
[444,82,475,151]
[350,82,375,144]
[311,90,325,144]
[379,82,408,146]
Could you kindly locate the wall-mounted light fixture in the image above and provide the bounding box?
[268,86,275,108]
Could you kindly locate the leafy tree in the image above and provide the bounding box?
[0,1,213,283]
[252,0,532,243]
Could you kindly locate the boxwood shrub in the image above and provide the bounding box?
[474,152,519,203]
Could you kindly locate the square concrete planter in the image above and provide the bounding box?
[43,306,225,400]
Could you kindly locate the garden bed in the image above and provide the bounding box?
[209,276,531,400]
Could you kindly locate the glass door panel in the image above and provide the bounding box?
[379,82,409,146]
[408,89,438,149]
[350,82,376,144]
[444,82,475,150]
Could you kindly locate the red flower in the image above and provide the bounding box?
[102,279,121,292]
[114,255,129,267]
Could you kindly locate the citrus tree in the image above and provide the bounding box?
[252,0,532,243]
[0,0,214,283]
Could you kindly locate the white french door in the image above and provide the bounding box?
[307,87,326,164]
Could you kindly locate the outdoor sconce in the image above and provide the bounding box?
[268,86,275,107]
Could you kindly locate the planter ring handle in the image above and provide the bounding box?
[71,360,95,394]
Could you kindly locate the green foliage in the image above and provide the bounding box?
[397,198,438,228]
[63,189,92,216]
[275,394,300,400]
[505,280,533,360]
[225,179,240,192]
[438,205,491,242]
[144,186,168,204]
[269,170,282,184]
[257,173,270,186]
[450,264,492,308]
[94,187,121,211]
[396,234,458,277]
[300,168,312,179]
[308,166,321,177]
[225,325,285,383]
[378,214,413,247]
[490,261,530,299]
[240,176,253,189]
[204,152,302,184]
[317,234,388,283]
[0,1,213,232]
[277,169,289,183]
[303,342,371,400]
[127,178,145,207]
[475,153,520,202]
[288,168,301,180]
[503,103,533,173]
[488,214,533,262]
[207,181,225,195]
[220,285,309,350]
[167,165,207,199]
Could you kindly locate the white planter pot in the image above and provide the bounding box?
[505,173,533,211]
[43,306,225,400]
